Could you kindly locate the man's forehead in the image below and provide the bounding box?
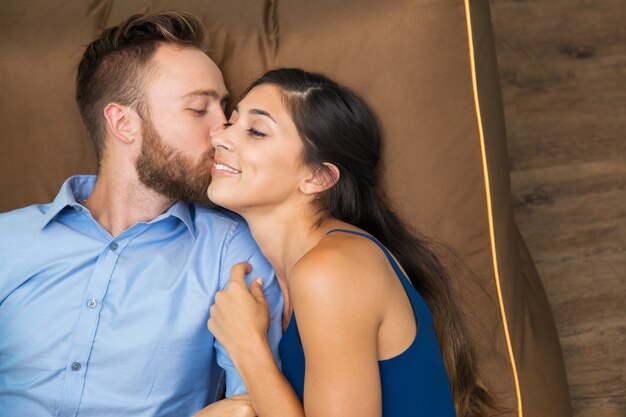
[150,44,227,96]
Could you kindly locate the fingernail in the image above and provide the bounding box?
[256,278,263,285]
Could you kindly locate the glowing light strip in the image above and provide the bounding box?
[463,1,523,415]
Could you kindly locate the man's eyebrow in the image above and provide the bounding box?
[181,89,227,100]
[232,105,276,124]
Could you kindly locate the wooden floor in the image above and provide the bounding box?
[489,1,625,416]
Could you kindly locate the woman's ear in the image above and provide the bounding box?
[300,163,340,195]
[103,103,142,144]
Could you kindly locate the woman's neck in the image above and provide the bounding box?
[241,205,340,283]
[240,204,349,327]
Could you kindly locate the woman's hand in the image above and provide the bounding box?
[191,394,256,417]
[208,262,270,358]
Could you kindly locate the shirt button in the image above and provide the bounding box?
[109,242,119,251]
[71,362,81,372]
[87,299,98,309]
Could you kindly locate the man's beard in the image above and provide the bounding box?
[136,116,214,207]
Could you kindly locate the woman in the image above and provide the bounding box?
[197,68,494,417]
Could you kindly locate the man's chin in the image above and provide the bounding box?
[169,179,213,207]
[187,191,215,208]
[137,171,211,207]
[134,139,214,207]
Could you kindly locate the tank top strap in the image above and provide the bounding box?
[325,228,432,319]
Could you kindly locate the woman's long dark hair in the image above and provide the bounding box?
[245,68,496,416]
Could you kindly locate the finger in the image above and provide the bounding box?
[229,262,252,284]
[208,304,219,323]
[249,277,267,303]
[207,316,215,333]
[229,394,251,401]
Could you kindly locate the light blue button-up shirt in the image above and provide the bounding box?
[0,176,283,417]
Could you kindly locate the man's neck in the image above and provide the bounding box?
[83,168,175,237]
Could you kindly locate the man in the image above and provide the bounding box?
[0,11,282,417]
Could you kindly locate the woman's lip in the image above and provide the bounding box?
[212,161,241,175]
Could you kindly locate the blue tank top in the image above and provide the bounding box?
[278,229,456,416]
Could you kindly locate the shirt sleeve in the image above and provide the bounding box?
[215,220,284,397]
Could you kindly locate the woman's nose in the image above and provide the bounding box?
[211,129,232,151]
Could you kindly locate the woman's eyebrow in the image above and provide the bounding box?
[232,105,277,124]
[249,109,276,124]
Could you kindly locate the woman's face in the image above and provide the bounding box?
[207,84,312,214]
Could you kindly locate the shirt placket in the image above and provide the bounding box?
[55,237,130,417]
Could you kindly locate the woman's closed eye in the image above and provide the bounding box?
[247,127,267,138]
[221,120,266,137]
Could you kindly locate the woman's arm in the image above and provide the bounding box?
[208,263,305,417]
[191,395,256,417]
[216,222,285,397]
[289,247,383,417]
[209,245,385,417]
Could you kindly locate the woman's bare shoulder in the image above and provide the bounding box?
[289,231,391,314]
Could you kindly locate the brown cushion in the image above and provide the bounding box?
[0,1,571,415]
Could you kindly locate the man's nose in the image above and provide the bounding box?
[209,109,228,137]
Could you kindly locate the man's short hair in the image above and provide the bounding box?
[75,11,208,162]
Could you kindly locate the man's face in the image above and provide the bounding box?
[135,44,228,206]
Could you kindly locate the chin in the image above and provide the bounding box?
[207,183,233,210]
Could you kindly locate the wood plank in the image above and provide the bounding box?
[572,396,626,417]
[491,0,626,170]
[490,0,626,416]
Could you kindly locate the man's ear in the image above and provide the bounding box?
[103,103,142,144]
[300,163,340,195]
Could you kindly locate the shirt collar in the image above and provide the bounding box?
[168,201,197,239]
[40,175,95,228]
[41,175,197,238]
